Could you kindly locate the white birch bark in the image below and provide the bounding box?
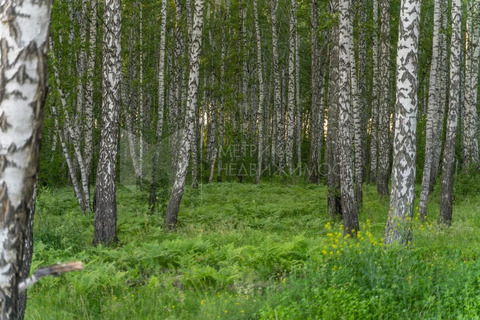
[149,0,168,214]
[0,1,52,317]
[50,39,91,212]
[271,0,284,172]
[338,0,359,236]
[165,0,205,230]
[138,1,144,184]
[370,0,379,183]
[383,0,421,245]
[430,0,448,191]
[439,0,461,226]
[327,0,342,219]
[419,0,444,220]
[309,0,321,183]
[254,0,265,184]
[463,0,480,168]
[94,0,122,244]
[295,30,301,172]
[84,0,97,178]
[350,11,363,208]
[377,0,392,196]
[286,0,297,173]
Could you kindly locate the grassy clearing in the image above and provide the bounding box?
[26,178,480,319]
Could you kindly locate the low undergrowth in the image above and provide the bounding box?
[25,181,480,319]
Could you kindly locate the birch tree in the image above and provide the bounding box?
[439,0,462,226]
[383,0,421,245]
[271,0,283,172]
[338,0,359,236]
[419,0,445,220]
[149,0,168,214]
[254,0,265,184]
[165,0,205,230]
[327,0,342,219]
[0,1,52,317]
[377,0,392,196]
[309,0,323,183]
[369,0,379,183]
[94,0,122,244]
[463,0,480,169]
[285,0,297,173]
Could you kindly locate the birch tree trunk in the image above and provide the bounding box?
[149,0,168,214]
[383,0,421,245]
[439,0,461,226]
[338,0,358,236]
[327,0,342,219]
[285,0,297,173]
[94,0,122,245]
[350,9,363,208]
[0,1,52,317]
[369,0,379,183]
[309,0,322,183]
[254,0,265,184]
[295,32,301,172]
[84,0,97,178]
[217,0,230,182]
[462,0,480,169]
[430,0,448,191]
[377,0,392,196]
[138,1,144,186]
[165,0,205,230]
[271,0,284,173]
[419,0,444,220]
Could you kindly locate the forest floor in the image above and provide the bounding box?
[26,174,480,319]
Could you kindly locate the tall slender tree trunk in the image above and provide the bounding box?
[295,32,302,172]
[430,0,448,191]
[439,0,462,226]
[338,0,359,236]
[165,0,205,230]
[94,0,122,245]
[84,0,97,179]
[369,0,379,183]
[271,0,284,173]
[463,0,480,169]
[419,0,444,221]
[350,9,363,208]
[286,0,297,173]
[327,0,342,219]
[217,0,230,182]
[0,1,52,317]
[254,0,265,184]
[383,0,421,245]
[309,0,321,183]
[377,0,392,196]
[149,0,168,214]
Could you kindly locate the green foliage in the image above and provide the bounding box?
[26,182,480,319]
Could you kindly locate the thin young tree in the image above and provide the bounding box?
[439,0,462,226]
[94,0,122,244]
[165,0,205,230]
[383,0,421,245]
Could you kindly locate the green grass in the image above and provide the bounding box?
[25,179,480,319]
